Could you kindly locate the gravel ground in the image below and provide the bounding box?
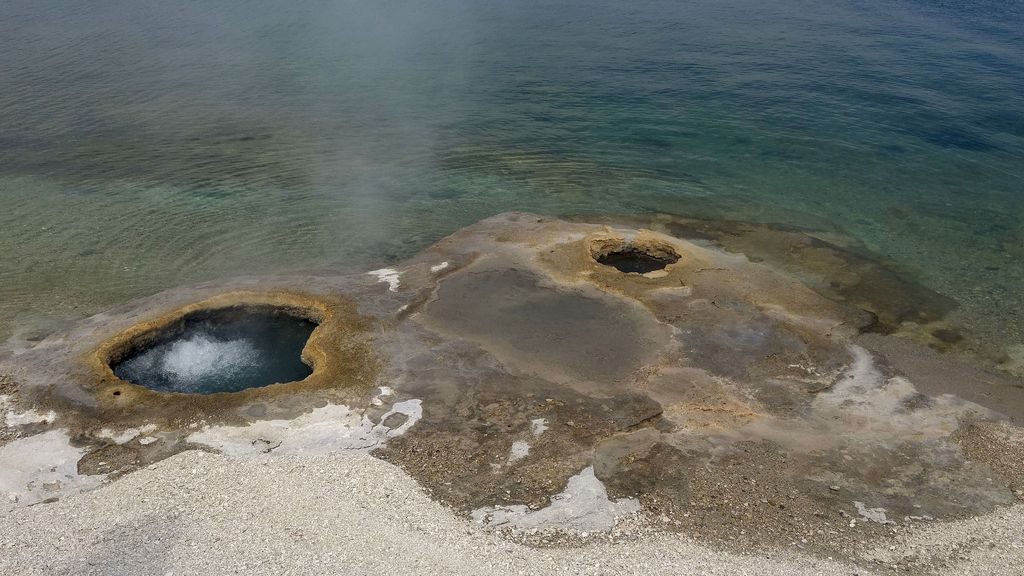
[0,374,19,447]
[866,506,1024,574]
[2,451,1020,576]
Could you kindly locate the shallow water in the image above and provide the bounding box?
[0,0,1021,352]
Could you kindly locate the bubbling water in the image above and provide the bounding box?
[117,334,260,393]
[111,307,316,394]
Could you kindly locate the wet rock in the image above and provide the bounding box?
[595,437,692,515]
[2,212,1022,558]
[77,443,140,476]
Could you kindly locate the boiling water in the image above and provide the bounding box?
[112,308,315,394]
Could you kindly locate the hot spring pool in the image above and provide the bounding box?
[111,306,317,394]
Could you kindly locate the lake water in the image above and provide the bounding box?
[1,0,1022,356]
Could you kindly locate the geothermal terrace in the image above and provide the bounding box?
[1,213,1022,575]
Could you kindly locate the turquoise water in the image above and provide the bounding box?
[1,0,1022,352]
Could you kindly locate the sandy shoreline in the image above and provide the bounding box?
[0,450,1019,576]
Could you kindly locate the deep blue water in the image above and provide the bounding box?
[113,307,315,394]
[0,0,1021,354]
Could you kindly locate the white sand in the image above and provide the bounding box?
[2,450,1020,576]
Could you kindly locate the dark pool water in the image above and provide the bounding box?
[596,247,679,274]
[112,307,315,394]
[0,0,1021,356]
